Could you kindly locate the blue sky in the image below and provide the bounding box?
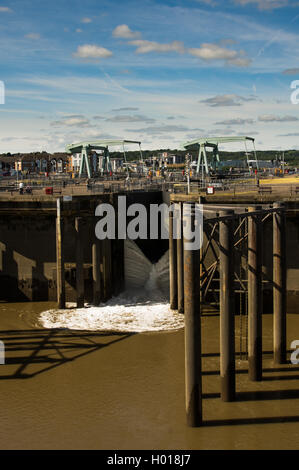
[1,0,299,152]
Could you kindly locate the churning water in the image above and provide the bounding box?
[39,240,184,333]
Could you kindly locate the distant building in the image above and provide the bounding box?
[68,153,81,172]
[10,152,69,174]
[0,156,14,173]
[156,152,185,167]
[14,156,37,173]
[167,154,185,165]
[111,157,124,172]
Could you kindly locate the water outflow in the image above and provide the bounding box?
[125,240,169,295]
[39,240,184,333]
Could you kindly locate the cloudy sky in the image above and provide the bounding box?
[1,0,299,153]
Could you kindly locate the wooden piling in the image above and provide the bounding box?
[92,234,101,305]
[273,202,287,364]
[184,203,202,426]
[75,217,84,308]
[169,210,178,310]
[248,206,263,381]
[56,198,65,309]
[177,203,184,313]
[219,210,235,402]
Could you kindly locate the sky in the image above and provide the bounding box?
[1,0,299,153]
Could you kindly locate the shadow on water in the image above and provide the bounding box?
[203,389,299,401]
[201,351,299,427]
[0,328,135,380]
[202,387,299,427]
[203,415,299,427]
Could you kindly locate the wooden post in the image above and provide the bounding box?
[169,210,178,310]
[56,198,65,309]
[75,217,84,308]
[92,234,102,305]
[184,203,202,426]
[219,210,235,402]
[273,202,287,364]
[177,203,184,313]
[248,207,263,381]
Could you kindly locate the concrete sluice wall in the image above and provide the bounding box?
[0,214,120,302]
[0,191,167,303]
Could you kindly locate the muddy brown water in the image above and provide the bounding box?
[0,301,299,450]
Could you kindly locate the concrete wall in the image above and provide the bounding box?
[0,214,96,302]
[0,191,165,302]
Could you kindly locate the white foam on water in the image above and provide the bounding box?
[39,240,184,333]
[39,295,184,333]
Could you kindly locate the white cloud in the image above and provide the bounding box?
[207,128,236,136]
[24,33,40,40]
[111,107,139,111]
[114,25,251,67]
[189,43,238,60]
[51,115,90,127]
[73,44,113,59]
[189,43,251,67]
[201,94,258,106]
[126,125,201,135]
[106,114,155,123]
[112,24,141,39]
[278,132,299,136]
[258,114,299,122]
[201,94,243,106]
[282,68,299,75]
[227,57,252,67]
[81,17,92,23]
[129,39,185,54]
[233,0,296,10]
[0,6,12,12]
[215,118,255,125]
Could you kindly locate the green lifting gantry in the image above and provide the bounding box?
[66,139,143,178]
[183,136,259,176]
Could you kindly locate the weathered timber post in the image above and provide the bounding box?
[92,231,101,306]
[56,197,65,309]
[219,210,235,401]
[169,209,178,310]
[248,206,263,381]
[273,202,287,364]
[75,217,84,308]
[177,202,184,313]
[184,203,202,426]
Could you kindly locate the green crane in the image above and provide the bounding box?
[66,139,143,178]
